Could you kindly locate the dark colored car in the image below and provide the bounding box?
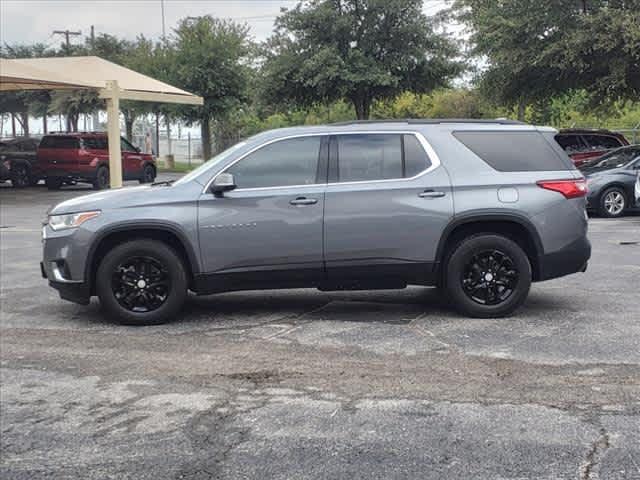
[555,129,629,167]
[581,145,640,217]
[38,132,157,190]
[0,137,43,188]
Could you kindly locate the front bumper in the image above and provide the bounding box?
[42,224,94,305]
[536,235,591,282]
[41,260,91,305]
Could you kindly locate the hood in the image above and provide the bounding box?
[49,184,173,215]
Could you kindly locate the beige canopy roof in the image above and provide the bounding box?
[0,57,98,90]
[1,56,203,105]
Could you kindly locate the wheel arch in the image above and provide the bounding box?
[435,212,544,281]
[86,223,200,294]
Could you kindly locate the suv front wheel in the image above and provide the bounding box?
[96,239,188,325]
[93,166,110,190]
[444,234,532,318]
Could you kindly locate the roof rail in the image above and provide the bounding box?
[330,118,527,126]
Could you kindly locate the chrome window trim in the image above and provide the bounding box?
[202,130,441,194]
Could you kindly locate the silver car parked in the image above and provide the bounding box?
[42,120,591,324]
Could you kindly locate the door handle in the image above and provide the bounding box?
[419,190,446,199]
[290,197,318,206]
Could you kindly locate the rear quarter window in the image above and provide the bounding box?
[40,136,80,149]
[453,131,571,172]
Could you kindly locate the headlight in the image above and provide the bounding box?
[48,211,101,231]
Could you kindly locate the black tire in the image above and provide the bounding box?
[45,177,63,190]
[10,163,31,188]
[444,234,532,318]
[139,164,156,184]
[96,239,188,325]
[598,186,627,218]
[93,166,110,190]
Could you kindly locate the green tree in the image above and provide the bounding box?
[452,0,640,118]
[260,0,463,120]
[172,16,253,159]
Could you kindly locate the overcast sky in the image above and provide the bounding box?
[1,0,449,48]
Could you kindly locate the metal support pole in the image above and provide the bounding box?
[105,80,123,189]
[188,132,191,167]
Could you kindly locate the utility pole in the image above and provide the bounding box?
[160,0,167,42]
[52,29,82,51]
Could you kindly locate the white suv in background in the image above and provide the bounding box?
[635,170,640,206]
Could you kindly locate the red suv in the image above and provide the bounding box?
[555,129,629,167]
[39,132,157,190]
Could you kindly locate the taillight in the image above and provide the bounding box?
[536,179,587,199]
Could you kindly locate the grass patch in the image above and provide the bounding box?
[157,162,198,173]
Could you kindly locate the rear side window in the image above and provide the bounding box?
[40,136,80,149]
[454,131,570,172]
[334,133,431,182]
[581,134,622,150]
[82,137,108,150]
[403,134,432,177]
[555,134,585,154]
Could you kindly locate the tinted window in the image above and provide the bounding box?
[582,134,622,150]
[403,134,431,177]
[40,136,80,149]
[454,131,570,172]
[226,136,321,189]
[82,137,109,150]
[337,134,402,182]
[555,134,585,154]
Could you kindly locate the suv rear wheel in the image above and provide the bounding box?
[96,239,188,325]
[93,166,110,190]
[444,234,532,318]
[45,177,63,190]
[10,163,31,188]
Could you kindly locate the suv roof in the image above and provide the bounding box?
[332,118,526,126]
[43,131,108,137]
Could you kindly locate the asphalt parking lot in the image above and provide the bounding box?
[1,177,639,480]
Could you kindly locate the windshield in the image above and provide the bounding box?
[172,141,248,186]
[583,148,639,169]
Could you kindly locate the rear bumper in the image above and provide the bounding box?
[536,236,591,282]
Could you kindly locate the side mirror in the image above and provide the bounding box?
[210,173,237,196]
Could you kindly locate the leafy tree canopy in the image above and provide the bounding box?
[261,0,463,119]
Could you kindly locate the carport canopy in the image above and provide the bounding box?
[0,56,203,188]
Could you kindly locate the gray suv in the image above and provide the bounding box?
[41,120,591,325]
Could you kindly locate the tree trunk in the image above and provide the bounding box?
[125,118,134,142]
[517,98,526,122]
[14,111,30,136]
[201,116,212,160]
[43,115,48,134]
[352,95,371,120]
[11,113,16,137]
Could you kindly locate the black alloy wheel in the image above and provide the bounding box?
[96,239,188,325]
[461,249,518,306]
[444,234,532,318]
[111,256,171,313]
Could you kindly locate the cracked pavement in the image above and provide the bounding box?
[1,180,639,479]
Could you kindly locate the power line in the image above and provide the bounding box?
[52,29,82,49]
